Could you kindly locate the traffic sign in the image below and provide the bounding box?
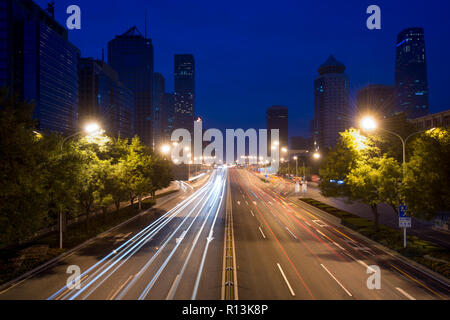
[399,217,411,228]
[399,204,407,217]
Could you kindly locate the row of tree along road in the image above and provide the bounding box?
[0,89,173,247]
[319,119,450,232]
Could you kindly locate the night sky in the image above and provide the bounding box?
[36,0,450,137]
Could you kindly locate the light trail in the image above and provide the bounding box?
[47,170,218,300]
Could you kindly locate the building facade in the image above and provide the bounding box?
[409,109,450,130]
[162,92,175,143]
[152,72,165,148]
[314,55,350,149]
[0,0,79,133]
[78,58,134,139]
[395,27,429,119]
[174,54,195,134]
[266,105,289,150]
[108,26,153,146]
[357,84,395,119]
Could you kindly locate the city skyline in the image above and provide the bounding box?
[33,0,450,138]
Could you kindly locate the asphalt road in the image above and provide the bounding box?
[0,168,228,300]
[230,168,449,300]
[0,167,448,300]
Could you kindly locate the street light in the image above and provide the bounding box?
[361,116,436,248]
[360,117,377,131]
[313,152,321,160]
[59,122,102,249]
[160,144,171,155]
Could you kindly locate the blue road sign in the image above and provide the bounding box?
[399,204,407,217]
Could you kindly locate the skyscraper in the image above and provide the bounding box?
[0,0,79,134]
[174,54,195,133]
[314,55,350,149]
[78,58,134,139]
[357,84,395,119]
[108,26,154,146]
[162,92,175,143]
[152,72,165,148]
[395,27,429,119]
[266,105,289,150]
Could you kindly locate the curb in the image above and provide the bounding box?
[0,188,182,294]
[293,198,450,288]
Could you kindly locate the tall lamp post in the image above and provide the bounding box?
[59,122,102,249]
[361,116,434,248]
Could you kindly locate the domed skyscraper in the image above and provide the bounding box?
[313,55,350,149]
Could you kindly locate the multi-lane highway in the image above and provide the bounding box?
[229,168,449,300]
[0,167,449,300]
[0,167,228,300]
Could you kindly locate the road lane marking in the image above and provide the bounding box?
[332,227,355,242]
[395,287,416,300]
[245,201,249,205]
[250,210,254,216]
[48,174,217,300]
[389,263,445,299]
[285,227,298,240]
[236,201,240,205]
[333,242,346,251]
[258,227,266,239]
[166,274,180,300]
[342,252,376,272]
[320,264,352,297]
[277,263,295,296]
[109,275,133,300]
[312,220,328,227]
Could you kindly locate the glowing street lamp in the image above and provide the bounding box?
[360,116,377,131]
[84,122,101,135]
[59,121,102,249]
[160,144,171,155]
[359,115,436,248]
[313,152,321,160]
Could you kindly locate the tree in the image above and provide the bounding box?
[319,129,377,197]
[347,156,401,231]
[0,89,50,245]
[403,128,450,219]
[319,129,401,231]
[148,155,173,199]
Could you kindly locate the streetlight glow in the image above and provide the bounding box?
[313,152,321,159]
[361,117,377,131]
[84,122,100,134]
[161,144,171,154]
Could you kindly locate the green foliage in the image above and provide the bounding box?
[0,89,48,245]
[0,91,173,247]
[403,128,450,219]
[320,129,400,231]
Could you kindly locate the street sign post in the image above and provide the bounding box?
[301,181,307,193]
[398,204,410,248]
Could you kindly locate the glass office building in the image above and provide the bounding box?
[108,26,154,146]
[314,55,350,149]
[0,0,79,134]
[78,58,134,139]
[174,54,195,134]
[395,27,429,119]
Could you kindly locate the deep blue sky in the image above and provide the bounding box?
[37,0,450,137]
